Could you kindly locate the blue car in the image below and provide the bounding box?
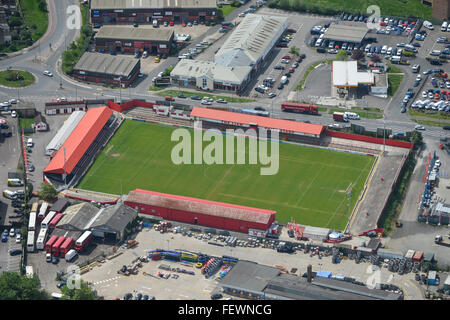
[1,235,7,242]
[52,257,59,264]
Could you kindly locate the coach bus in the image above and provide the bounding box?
[27,231,35,252]
[28,211,37,231]
[38,202,49,221]
[41,211,57,229]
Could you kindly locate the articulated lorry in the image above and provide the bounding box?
[332,112,349,122]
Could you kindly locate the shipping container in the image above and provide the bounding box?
[405,249,415,260]
[45,235,59,253]
[52,236,66,257]
[412,250,424,262]
[377,249,403,260]
[59,237,74,257]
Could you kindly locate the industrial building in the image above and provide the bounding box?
[49,198,70,213]
[86,203,138,241]
[422,0,450,20]
[43,107,115,186]
[170,60,252,93]
[170,14,288,93]
[323,24,368,44]
[220,261,403,300]
[73,52,141,87]
[124,189,277,233]
[190,107,326,144]
[45,111,86,156]
[94,25,174,54]
[90,0,218,25]
[332,61,375,88]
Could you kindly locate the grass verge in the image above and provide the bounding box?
[378,152,416,235]
[155,90,254,103]
[412,119,450,127]
[0,70,35,87]
[387,74,404,97]
[19,118,34,130]
[149,85,165,91]
[408,109,450,121]
[218,4,237,17]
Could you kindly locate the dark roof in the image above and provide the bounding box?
[266,274,376,300]
[88,203,137,232]
[52,229,82,241]
[220,260,280,295]
[367,238,381,250]
[50,198,70,213]
[34,113,46,124]
[8,172,21,179]
[56,203,99,232]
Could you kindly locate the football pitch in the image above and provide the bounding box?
[77,120,375,230]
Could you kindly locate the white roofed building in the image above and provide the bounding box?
[332,61,374,88]
[45,111,86,156]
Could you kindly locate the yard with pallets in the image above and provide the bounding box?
[77,120,375,230]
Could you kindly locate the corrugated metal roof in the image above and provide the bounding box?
[91,0,217,10]
[45,111,86,155]
[190,107,325,136]
[74,52,139,77]
[171,59,251,84]
[215,14,288,66]
[125,189,276,224]
[56,203,99,231]
[89,204,137,232]
[95,25,173,42]
[323,23,368,43]
[44,107,113,175]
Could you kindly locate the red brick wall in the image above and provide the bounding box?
[326,130,414,149]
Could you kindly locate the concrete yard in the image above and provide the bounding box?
[82,227,425,300]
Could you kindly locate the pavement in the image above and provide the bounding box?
[82,227,425,300]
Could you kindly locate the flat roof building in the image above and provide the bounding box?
[90,0,218,25]
[332,61,374,87]
[323,24,368,44]
[95,25,174,54]
[45,111,86,156]
[73,52,140,87]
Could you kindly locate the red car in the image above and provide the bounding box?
[182,23,187,27]
[165,96,175,101]
[281,55,291,60]
[169,20,174,26]
[289,67,294,73]
[287,28,297,33]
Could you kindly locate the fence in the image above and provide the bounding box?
[326,130,414,149]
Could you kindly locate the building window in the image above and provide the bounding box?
[202,78,207,87]
[151,209,155,213]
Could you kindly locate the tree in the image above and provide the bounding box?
[37,182,58,202]
[61,280,96,300]
[411,130,423,147]
[351,49,365,61]
[371,54,381,63]
[289,46,299,56]
[0,272,49,300]
[336,50,348,61]
[8,16,23,28]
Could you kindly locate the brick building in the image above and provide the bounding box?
[423,0,450,20]
[73,52,140,87]
[90,0,218,25]
[94,25,174,54]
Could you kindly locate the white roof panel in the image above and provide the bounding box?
[45,111,86,155]
[332,61,374,87]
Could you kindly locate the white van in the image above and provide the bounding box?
[441,21,448,32]
[365,44,371,53]
[280,76,288,85]
[152,19,158,28]
[142,51,148,58]
[26,138,33,147]
[381,45,388,54]
[423,21,434,30]
[65,249,78,262]
[344,112,360,120]
[3,189,17,200]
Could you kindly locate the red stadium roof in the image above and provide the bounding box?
[190,107,325,136]
[44,107,113,175]
[125,189,276,225]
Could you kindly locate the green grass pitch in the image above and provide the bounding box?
[77,120,375,230]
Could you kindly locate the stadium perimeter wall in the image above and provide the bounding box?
[107,100,156,113]
[326,130,414,149]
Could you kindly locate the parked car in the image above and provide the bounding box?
[190,95,201,100]
[9,249,21,256]
[1,235,7,242]
[43,70,53,77]
[211,293,223,300]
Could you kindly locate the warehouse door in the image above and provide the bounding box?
[174,15,180,23]
[92,229,104,238]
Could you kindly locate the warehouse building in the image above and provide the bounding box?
[73,52,140,87]
[170,60,252,93]
[43,107,115,186]
[95,25,174,54]
[86,203,138,241]
[90,0,218,25]
[323,24,368,44]
[45,111,86,156]
[124,189,276,233]
[221,261,403,300]
[170,14,288,94]
[49,198,70,213]
[190,107,326,144]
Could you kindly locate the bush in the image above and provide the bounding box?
[5,72,24,81]
[231,1,241,7]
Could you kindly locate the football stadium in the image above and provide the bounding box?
[77,120,375,230]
